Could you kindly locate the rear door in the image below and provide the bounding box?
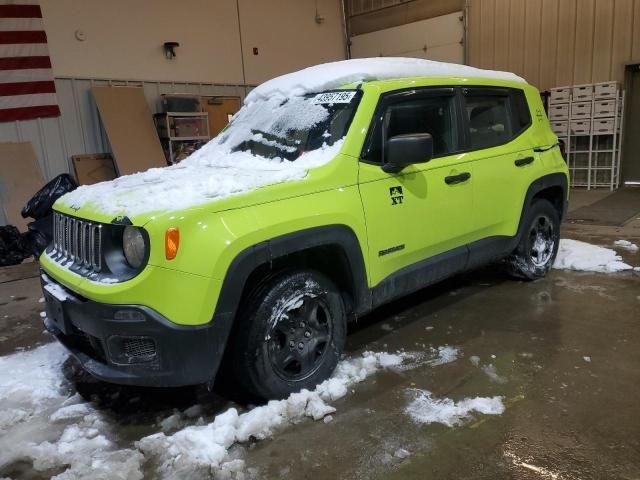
[358,87,475,292]
[460,87,538,243]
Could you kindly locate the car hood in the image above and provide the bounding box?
[55,140,345,224]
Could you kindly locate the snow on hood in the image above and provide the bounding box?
[245,57,526,104]
[58,140,343,217]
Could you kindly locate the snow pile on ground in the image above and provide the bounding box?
[405,389,504,427]
[0,344,145,479]
[22,406,145,480]
[613,239,639,252]
[0,343,459,479]
[59,139,343,217]
[136,351,413,479]
[245,57,525,103]
[0,342,68,415]
[553,239,633,273]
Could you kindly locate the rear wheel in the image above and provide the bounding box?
[506,199,560,280]
[228,269,346,400]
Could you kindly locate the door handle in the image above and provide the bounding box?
[514,156,534,167]
[444,172,471,185]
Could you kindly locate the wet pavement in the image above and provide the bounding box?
[0,218,639,479]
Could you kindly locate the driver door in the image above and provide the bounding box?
[358,88,475,301]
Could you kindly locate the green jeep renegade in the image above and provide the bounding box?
[40,60,569,400]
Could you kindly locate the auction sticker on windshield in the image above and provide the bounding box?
[313,91,357,104]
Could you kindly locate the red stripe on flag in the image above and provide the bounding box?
[0,31,48,45]
[0,105,60,122]
[0,5,42,18]
[0,56,51,70]
[0,81,56,96]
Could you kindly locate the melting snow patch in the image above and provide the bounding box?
[394,448,411,459]
[613,240,639,252]
[481,364,507,384]
[553,239,633,273]
[0,343,68,414]
[136,351,411,479]
[0,343,460,479]
[426,346,459,366]
[505,451,562,479]
[405,389,504,427]
[0,344,145,479]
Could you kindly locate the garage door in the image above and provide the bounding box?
[350,11,464,64]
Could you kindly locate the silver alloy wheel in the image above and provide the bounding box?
[529,214,556,267]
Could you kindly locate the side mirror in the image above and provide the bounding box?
[382,133,434,173]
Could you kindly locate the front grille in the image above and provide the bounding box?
[51,212,102,272]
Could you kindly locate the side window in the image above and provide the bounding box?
[362,93,458,163]
[512,89,532,133]
[463,88,531,150]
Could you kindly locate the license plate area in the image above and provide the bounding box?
[44,294,70,335]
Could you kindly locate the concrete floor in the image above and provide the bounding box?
[1,189,639,479]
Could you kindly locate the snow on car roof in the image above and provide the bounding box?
[245,57,526,104]
[57,59,525,218]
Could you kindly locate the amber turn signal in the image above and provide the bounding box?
[165,227,179,260]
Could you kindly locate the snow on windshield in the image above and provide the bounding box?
[219,91,357,161]
[245,57,526,104]
[58,92,355,216]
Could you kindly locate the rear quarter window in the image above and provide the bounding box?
[463,87,532,150]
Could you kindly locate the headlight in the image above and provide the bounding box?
[122,226,146,269]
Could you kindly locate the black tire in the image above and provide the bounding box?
[506,198,560,280]
[227,269,346,400]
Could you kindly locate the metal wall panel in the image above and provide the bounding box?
[350,12,463,63]
[468,0,640,90]
[0,77,247,225]
[347,0,464,36]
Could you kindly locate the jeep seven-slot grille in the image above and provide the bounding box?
[52,212,103,272]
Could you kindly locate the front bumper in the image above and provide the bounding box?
[41,272,224,387]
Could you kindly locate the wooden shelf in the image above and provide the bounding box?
[160,135,210,141]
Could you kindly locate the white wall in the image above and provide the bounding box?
[0,1,347,225]
[239,0,347,84]
[40,0,346,85]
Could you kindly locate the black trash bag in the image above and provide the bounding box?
[26,219,52,257]
[0,225,31,266]
[21,173,77,220]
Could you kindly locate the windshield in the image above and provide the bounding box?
[216,90,361,161]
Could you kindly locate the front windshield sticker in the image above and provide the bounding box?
[313,91,357,105]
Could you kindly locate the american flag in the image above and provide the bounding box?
[0,0,60,122]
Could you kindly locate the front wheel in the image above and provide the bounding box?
[228,269,346,400]
[506,199,560,280]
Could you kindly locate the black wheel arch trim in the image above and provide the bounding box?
[513,172,568,248]
[206,225,370,383]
